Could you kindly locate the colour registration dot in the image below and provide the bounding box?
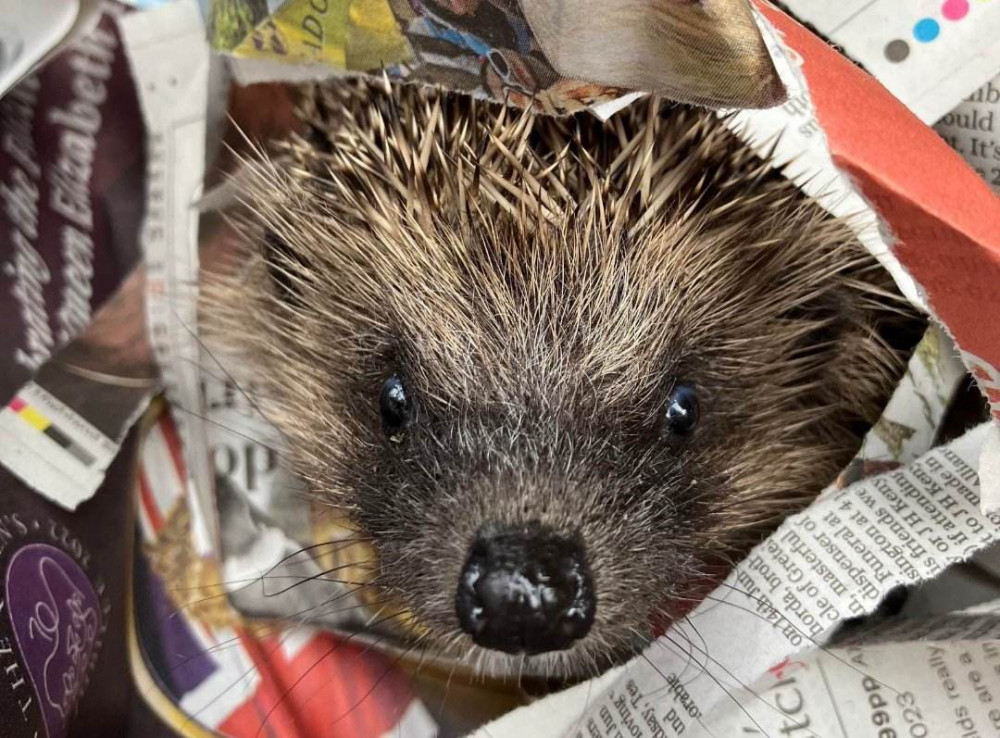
[942,0,970,20]
[884,39,910,62]
[913,18,941,42]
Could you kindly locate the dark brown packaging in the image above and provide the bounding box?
[0,8,150,737]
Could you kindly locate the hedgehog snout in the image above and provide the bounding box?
[455,522,596,655]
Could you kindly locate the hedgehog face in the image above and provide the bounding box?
[204,81,913,678]
[371,372,704,659]
[246,221,735,675]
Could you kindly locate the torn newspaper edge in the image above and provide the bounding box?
[745,3,1000,513]
[723,13,972,477]
[0,272,159,510]
[120,0,216,554]
[723,6,925,312]
[855,325,966,468]
[206,0,785,111]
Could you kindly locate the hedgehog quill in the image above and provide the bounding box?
[202,79,920,680]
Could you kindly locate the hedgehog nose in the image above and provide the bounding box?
[455,523,595,655]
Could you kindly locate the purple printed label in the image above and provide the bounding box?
[5,543,101,738]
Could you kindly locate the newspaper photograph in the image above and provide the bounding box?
[206,0,786,112]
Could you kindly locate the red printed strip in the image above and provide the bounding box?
[137,471,165,538]
[137,412,190,542]
[221,629,428,738]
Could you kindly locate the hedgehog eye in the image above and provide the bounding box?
[380,375,412,439]
[663,384,699,438]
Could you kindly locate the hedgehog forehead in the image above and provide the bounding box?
[260,179,784,414]
[329,222,697,410]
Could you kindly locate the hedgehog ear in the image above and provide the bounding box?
[520,0,785,108]
[262,227,308,304]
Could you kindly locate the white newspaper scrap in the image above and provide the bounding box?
[981,425,1000,517]
[856,324,967,467]
[480,424,998,737]
[119,0,215,553]
[0,381,119,509]
[962,344,1000,513]
[198,366,360,626]
[936,73,1000,195]
[782,0,1000,123]
[687,636,1000,737]
[0,0,102,98]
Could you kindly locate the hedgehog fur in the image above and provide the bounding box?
[202,78,919,679]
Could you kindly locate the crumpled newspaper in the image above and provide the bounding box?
[3,0,1000,736]
[206,0,786,112]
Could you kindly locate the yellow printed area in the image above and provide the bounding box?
[232,0,412,72]
[18,406,50,432]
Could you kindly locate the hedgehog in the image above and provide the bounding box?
[202,78,920,680]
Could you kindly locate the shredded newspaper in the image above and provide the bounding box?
[1,0,1000,735]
